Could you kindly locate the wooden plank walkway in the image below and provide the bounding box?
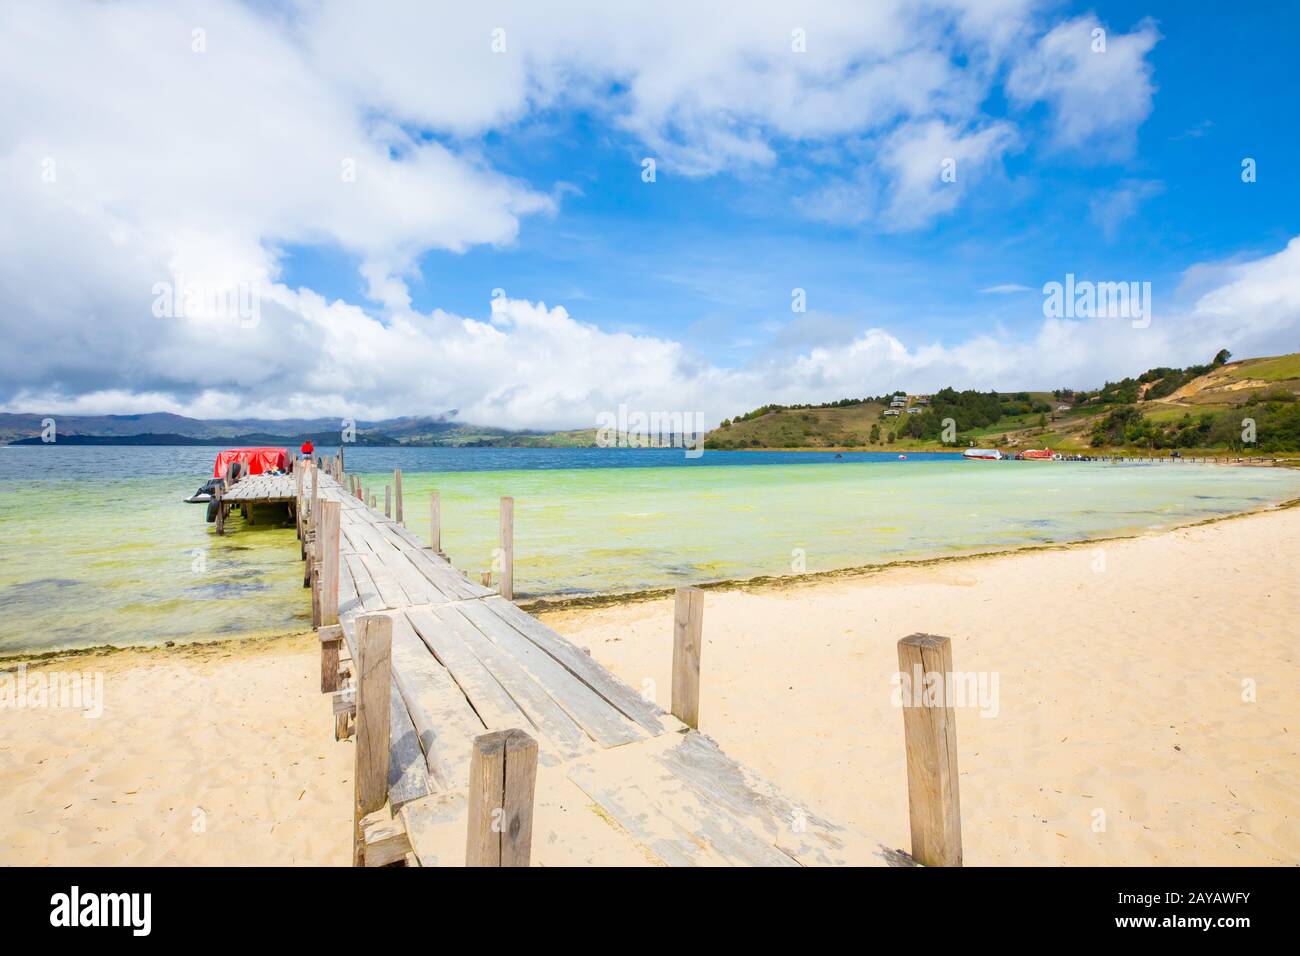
[222,472,295,502]
[297,465,904,867]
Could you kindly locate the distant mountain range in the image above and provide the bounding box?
[0,412,597,448]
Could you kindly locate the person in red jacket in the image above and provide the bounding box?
[299,439,314,459]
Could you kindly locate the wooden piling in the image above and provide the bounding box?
[310,564,320,627]
[500,496,514,601]
[319,624,343,693]
[353,614,393,866]
[671,587,704,729]
[897,633,962,867]
[394,468,403,524]
[295,464,304,540]
[310,460,319,533]
[385,485,392,519]
[430,490,441,554]
[465,728,538,867]
[317,500,341,628]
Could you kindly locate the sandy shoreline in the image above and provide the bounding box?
[2,504,1296,865]
[540,503,1300,865]
[0,633,352,866]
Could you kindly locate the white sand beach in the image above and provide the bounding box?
[0,633,352,866]
[2,505,1296,866]
[542,504,1300,866]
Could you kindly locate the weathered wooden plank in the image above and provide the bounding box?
[399,790,467,867]
[424,604,593,763]
[655,731,896,866]
[479,596,676,736]
[389,550,462,604]
[405,549,488,601]
[404,607,534,734]
[384,614,486,790]
[455,600,644,748]
[359,552,412,608]
[361,809,411,867]
[373,548,446,606]
[389,681,432,809]
[343,553,385,613]
[566,741,797,867]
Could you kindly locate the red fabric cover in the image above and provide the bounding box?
[213,447,290,478]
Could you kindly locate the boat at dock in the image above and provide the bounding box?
[1020,449,1057,461]
[962,448,1003,460]
[184,447,293,525]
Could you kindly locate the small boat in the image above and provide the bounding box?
[184,447,291,522]
[898,454,907,460]
[962,448,1003,460]
[1021,448,1055,461]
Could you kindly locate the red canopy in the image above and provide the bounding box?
[213,447,290,478]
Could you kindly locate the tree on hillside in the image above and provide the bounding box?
[1213,349,1232,366]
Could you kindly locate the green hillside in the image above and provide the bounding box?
[703,351,1300,454]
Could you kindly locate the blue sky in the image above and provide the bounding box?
[5,0,1299,426]
[282,1,1300,382]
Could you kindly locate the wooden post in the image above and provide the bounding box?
[310,460,319,533]
[317,500,341,627]
[430,490,441,553]
[354,614,393,866]
[295,464,304,540]
[319,624,343,693]
[355,478,362,500]
[310,564,321,627]
[897,633,962,867]
[671,587,704,729]
[465,729,538,867]
[384,485,392,519]
[480,570,492,588]
[499,496,514,601]
[394,468,403,524]
[214,480,225,535]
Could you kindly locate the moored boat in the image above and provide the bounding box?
[184,447,291,522]
[962,448,1003,460]
[1021,448,1055,460]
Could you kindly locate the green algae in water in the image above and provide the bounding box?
[358,460,1300,599]
[0,473,304,655]
[2,449,1299,655]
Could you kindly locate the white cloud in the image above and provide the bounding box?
[1007,15,1160,158]
[0,0,1188,430]
[10,239,1300,430]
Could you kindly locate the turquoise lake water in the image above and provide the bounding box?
[2,446,1297,655]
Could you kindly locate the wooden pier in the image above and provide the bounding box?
[250,454,937,868]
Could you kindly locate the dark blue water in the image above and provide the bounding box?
[0,445,959,481]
